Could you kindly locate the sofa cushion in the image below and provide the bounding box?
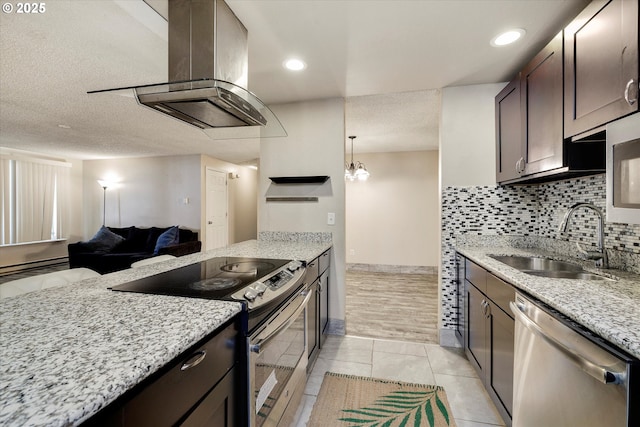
[154,226,180,255]
[178,228,197,243]
[145,227,169,253]
[107,226,133,240]
[87,226,125,253]
[112,227,149,253]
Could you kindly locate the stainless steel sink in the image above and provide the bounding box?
[523,270,610,280]
[490,255,583,271]
[489,255,610,280]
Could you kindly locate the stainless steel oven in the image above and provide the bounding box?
[607,113,640,224]
[250,285,311,427]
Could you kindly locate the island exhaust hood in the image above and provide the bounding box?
[89,0,285,138]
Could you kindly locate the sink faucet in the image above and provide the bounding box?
[558,203,609,269]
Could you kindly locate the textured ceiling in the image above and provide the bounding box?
[0,0,590,162]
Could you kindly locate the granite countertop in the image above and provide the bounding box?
[456,242,640,360]
[0,238,332,426]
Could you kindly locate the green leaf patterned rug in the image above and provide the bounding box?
[308,372,456,427]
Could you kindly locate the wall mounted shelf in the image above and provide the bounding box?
[269,176,330,184]
[266,197,319,202]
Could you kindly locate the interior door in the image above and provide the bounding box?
[205,168,228,251]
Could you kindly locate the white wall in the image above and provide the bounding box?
[82,154,258,247]
[438,82,505,345]
[346,150,440,267]
[440,83,507,187]
[83,155,202,237]
[259,98,346,325]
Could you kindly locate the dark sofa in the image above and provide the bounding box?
[68,226,201,274]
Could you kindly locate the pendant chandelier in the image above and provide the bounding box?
[345,135,370,181]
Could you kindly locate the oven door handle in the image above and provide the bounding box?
[250,289,312,354]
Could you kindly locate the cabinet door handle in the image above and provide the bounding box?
[180,350,207,371]
[624,79,637,105]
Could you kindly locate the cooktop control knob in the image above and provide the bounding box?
[254,283,267,296]
[244,289,257,302]
[287,260,303,271]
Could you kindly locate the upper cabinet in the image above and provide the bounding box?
[521,32,564,176]
[495,0,638,184]
[496,77,523,182]
[564,0,639,138]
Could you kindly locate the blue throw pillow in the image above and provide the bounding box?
[87,226,125,253]
[154,226,180,255]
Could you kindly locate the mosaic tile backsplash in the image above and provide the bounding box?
[441,174,640,331]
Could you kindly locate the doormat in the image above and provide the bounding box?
[307,372,456,427]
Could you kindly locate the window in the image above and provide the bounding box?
[0,148,71,245]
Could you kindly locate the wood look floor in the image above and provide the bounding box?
[345,270,439,344]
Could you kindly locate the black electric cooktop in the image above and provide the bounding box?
[110,257,290,300]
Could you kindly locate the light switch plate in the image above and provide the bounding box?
[327,212,335,225]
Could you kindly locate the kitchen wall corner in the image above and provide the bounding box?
[258,98,347,329]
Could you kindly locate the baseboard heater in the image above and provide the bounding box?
[0,257,68,276]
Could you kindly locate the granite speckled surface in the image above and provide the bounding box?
[456,238,640,360]
[0,237,332,427]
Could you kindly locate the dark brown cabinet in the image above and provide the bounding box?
[86,318,242,427]
[455,254,466,347]
[493,0,640,184]
[564,0,639,138]
[466,282,488,373]
[319,252,330,338]
[306,248,331,373]
[306,277,319,365]
[495,32,568,184]
[495,77,523,182]
[180,366,237,427]
[463,258,514,427]
[521,31,564,176]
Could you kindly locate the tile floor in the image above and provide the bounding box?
[291,334,505,427]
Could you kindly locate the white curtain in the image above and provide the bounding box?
[0,158,11,245]
[54,163,70,240]
[14,160,69,243]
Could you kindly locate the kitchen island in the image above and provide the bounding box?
[0,237,332,426]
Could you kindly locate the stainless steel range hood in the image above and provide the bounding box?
[90,0,285,138]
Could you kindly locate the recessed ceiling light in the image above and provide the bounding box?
[283,58,306,71]
[491,29,526,47]
[57,124,71,129]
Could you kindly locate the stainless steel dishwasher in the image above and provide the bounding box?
[510,292,639,427]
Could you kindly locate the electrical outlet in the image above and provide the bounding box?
[327,212,335,225]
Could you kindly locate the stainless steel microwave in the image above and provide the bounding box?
[606,114,640,224]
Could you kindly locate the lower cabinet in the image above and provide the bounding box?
[463,256,514,427]
[455,254,466,347]
[319,270,329,339]
[306,248,331,373]
[180,366,237,427]
[307,278,320,367]
[86,318,243,427]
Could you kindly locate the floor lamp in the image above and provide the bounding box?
[97,180,108,226]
